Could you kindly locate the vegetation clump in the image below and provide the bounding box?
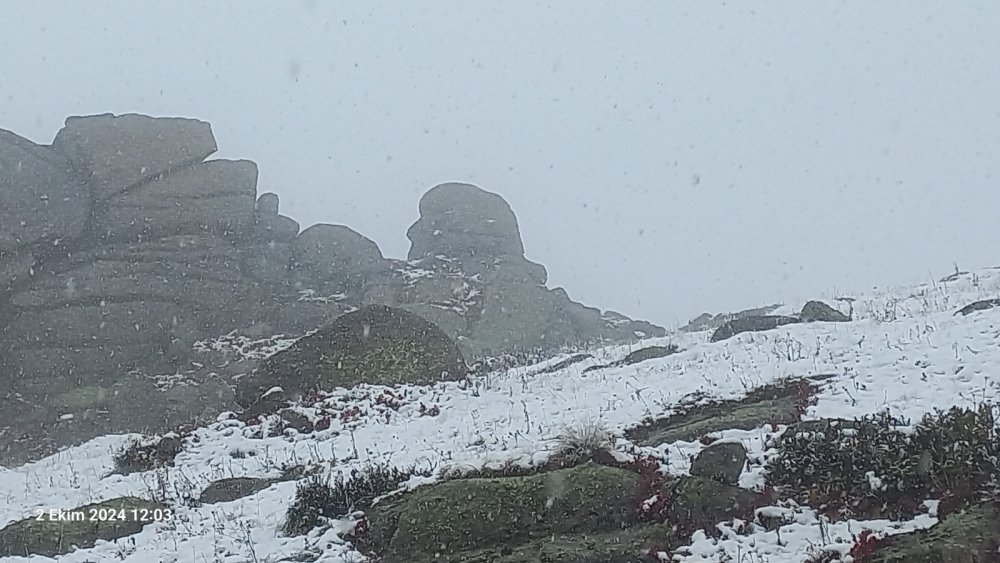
[283,463,428,536]
[767,404,1000,520]
[111,433,185,475]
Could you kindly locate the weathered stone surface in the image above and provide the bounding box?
[0,497,168,557]
[800,300,850,322]
[12,238,245,309]
[7,301,182,348]
[709,315,801,342]
[52,113,217,200]
[0,129,90,252]
[690,442,747,485]
[292,224,389,294]
[236,304,467,410]
[92,159,257,243]
[253,214,300,243]
[255,192,280,217]
[406,182,526,265]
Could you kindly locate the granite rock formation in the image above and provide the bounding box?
[0,113,664,464]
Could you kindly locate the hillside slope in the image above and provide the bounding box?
[1,267,999,562]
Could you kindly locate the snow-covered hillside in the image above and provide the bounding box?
[2,267,999,562]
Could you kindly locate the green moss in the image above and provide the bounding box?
[870,501,1000,563]
[237,305,467,408]
[371,463,641,560]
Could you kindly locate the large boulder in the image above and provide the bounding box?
[368,463,670,563]
[799,300,850,322]
[0,129,90,254]
[52,113,217,200]
[236,304,467,410]
[406,182,526,266]
[0,497,168,557]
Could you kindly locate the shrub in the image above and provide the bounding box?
[112,434,184,475]
[283,463,428,536]
[766,404,1000,519]
[550,420,614,465]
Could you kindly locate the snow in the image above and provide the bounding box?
[1,267,999,562]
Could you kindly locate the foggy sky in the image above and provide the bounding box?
[3,1,999,329]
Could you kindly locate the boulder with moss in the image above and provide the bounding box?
[0,497,169,557]
[235,304,467,410]
[800,300,851,322]
[368,462,675,563]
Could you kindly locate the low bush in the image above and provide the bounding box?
[283,463,428,536]
[767,404,1000,519]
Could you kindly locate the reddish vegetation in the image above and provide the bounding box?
[848,529,887,562]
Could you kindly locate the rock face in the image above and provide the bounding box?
[406,182,527,269]
[0,114,664,465]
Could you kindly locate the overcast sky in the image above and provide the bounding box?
[3,1,999,328]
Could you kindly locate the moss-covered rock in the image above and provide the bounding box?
[667,476,763,534]
[709,315,801,342]
[199,477,279,504]
[870,501,1000,562]
[622,345,680,365]
[431,524,677,563]
[369,463,647,562]
[236,304,467,409]
[0,497,169,557]
[625,377,827,446]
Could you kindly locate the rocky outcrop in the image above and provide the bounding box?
[709,315,801,342]
[235,304,468,414]
[0,113,664,465]
[800,300,851,322]
[680,304,782,333]
[0,497,169,557]
[52,113,218,201]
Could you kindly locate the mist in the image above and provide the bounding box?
[3,0,999,327]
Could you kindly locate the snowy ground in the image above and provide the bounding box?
[1,266,999,562]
